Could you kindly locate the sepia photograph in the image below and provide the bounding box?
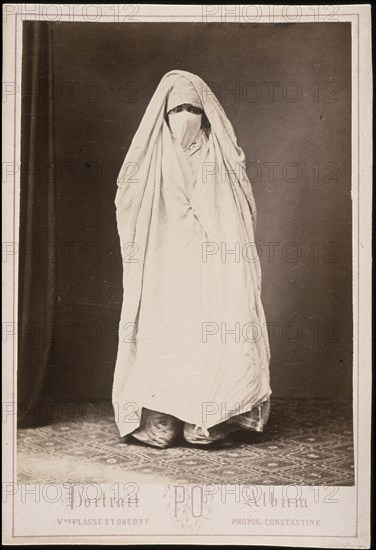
[16,16,353,485]
[3,4,371,547]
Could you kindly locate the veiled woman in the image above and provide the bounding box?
[112,70,271,448]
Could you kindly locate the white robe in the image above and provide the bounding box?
[112,71,271,437]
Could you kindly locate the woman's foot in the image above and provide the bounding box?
[130,408,182,448]
[183,422,234,446]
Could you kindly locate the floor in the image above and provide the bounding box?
[17,399,354,485]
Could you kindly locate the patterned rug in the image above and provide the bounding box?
[17,399,354,485]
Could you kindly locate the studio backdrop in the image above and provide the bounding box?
[18,21,352,425]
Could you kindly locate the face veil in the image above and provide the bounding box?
[168,110,202,150]
[112,70,271,437]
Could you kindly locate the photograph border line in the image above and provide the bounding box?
[6,8,365,543]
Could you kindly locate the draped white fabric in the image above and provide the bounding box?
[112,70,271,437]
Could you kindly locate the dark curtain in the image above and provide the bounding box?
[18,22,56,427]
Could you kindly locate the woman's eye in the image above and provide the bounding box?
[187,105,200,114]
[191,106,203,115]
[170,106,183,113]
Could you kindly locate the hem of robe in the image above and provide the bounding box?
[113,388,272,438]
